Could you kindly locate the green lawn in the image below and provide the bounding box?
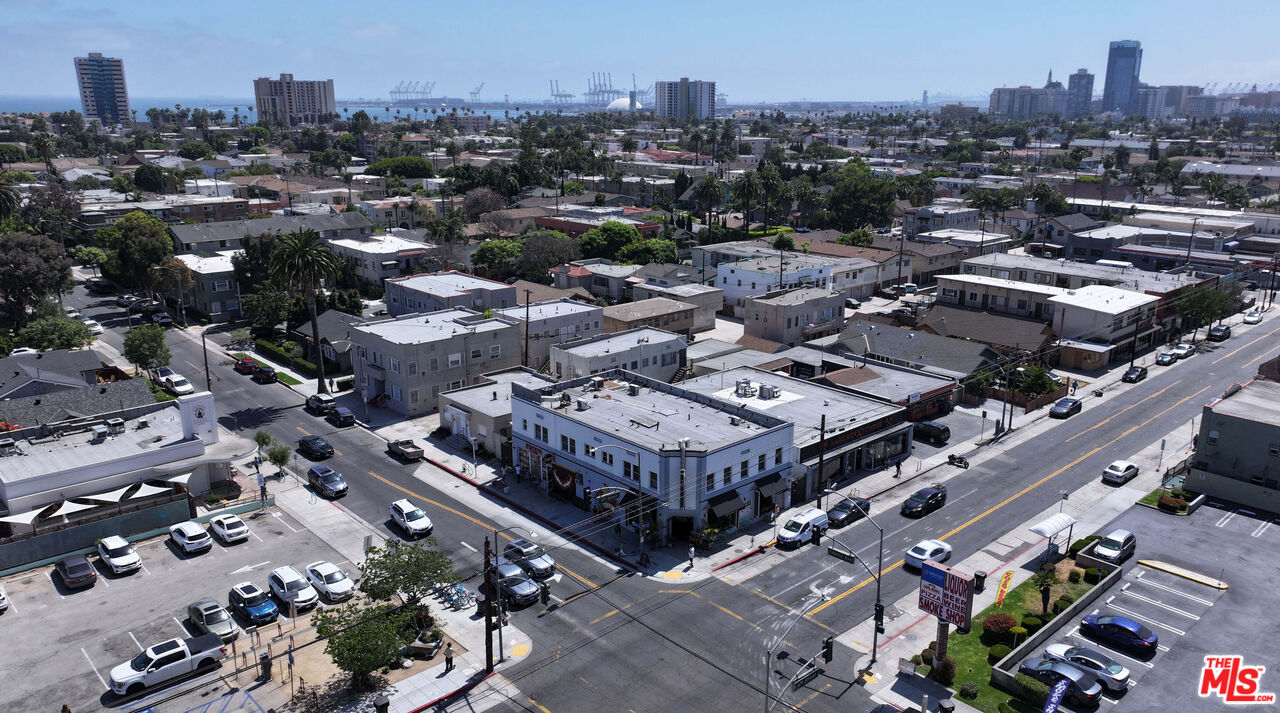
[944,563,1096,713]
[1138,486,1194,512]
[145,378,176,402]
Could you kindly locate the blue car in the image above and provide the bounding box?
[1080,614,1158,653]
[229,582,279,625]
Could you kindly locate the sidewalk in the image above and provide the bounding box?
[237,456,531,713]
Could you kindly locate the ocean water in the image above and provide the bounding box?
[1,96,536,120]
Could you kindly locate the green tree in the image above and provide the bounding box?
[579,221,642,259]
[616,238,678,265]
[836,228,875,247]
[244,125,270,147]
[1013,364,1057,396]
[253,430,274,452]
[30,132,54,175]
[16,317,94,351]
[512,230,580,282]
[826,161,897,231]
[133,163,167,193]
[731,171,764,229]
[105,211,173,289]
[71,245,108,275]
[269,229,343,393]
[358,540,457,607]
[366,157,434,179]
[470,239,522,275]
[0,232,73,328]
[462,187,507,220]
[1176,285,1232,341]
[71,174,103,190]
[177,142,213,160]
[267,444,291,475]
[772,233,796,251]
[231,234,279,293]
[1031,568,1059,615]
[123,323,171,371]
[312,600,412,690]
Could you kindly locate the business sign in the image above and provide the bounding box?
[995,571,1015,607]
[1043,677,1071,713]
[918,561,974,628]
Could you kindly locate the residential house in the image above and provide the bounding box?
[1026,213,1105,253]
[532,214,661,239]
[384,271,517,317]
[494,299,604,371]
[603,298,696,337]
[551,259,643,302]
[172,251,241,322]
[869,236,964,285]
[936,274,1068,320]
[549,327,687,382]
[819,320,1002,380]
[914,304,1058,355]
[743,288,844,347]
[1048,285,1160,366]
[511,280,594,305]
[325,232,438,285]
[168,212,374,253]
[916,228,1013,260]
[289,309,366,375]
[0,350,108,400]
[630,283,723,333]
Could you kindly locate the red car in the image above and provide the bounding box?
[234,358,257,375]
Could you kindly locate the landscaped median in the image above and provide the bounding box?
[233,352,302,386]
[1137,485,1200,515]
[925,544,1115,713]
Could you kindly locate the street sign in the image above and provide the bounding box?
[918,561,974,628]
[826,546,856,564]
[792,663,821,690]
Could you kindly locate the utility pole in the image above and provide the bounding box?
[201,330,212,392]
[523,288,532,366]
[483,537,494,673]
[817,414,827,509]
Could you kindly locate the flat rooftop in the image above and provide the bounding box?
[389,272,508,297]
[748,288,839,306]
[1210,380,1280,428]
[0,406,188,484]
[354,309,513,345]
[604,298,695,321]
[637,283,722,297]
[963,253,1201,293]
[327,234,435,254]
[173,250,237,274]
[555,328,685,359]
[496,299,600,323]
[441,369,555,418]
[937,273,1071,297]
[1046,284,1159,313]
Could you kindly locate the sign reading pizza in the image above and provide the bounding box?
[918,561,975,628]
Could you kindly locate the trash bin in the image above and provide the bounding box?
[259,652,272,681]
[973,570,987,593]
[938,699,956,713]
[373,694,390,713]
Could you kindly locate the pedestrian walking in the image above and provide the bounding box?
[688,545,695,568]
[1071,379,1079,395]
[444,643,454,672]
[257,471,267,503]
[894,461,902,479]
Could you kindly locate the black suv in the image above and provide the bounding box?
[299,435,335,459]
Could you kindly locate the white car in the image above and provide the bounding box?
[97,535,142,575]
[1169,343,1197,359]
[1244,310,1263,325]
[209,514,250,543]
[0,584,8,611]
[64,306,81,319]
[82,318,104,335]
[164,375,195,396]
[268,565,319,612]
[1102,460,1140,485]
[904,539,952,569]
[169,521,213,555]
[1043,643,1131,692]
[389,499,433,537]
[305,560,355,602]
[9,347,38,356]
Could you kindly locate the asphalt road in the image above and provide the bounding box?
[63,283,1280,713]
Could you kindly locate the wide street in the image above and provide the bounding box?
[66,282,1277,713]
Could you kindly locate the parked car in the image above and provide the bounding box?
[1049,397,1083,418]
[169,521,213,555]
[208,513,250,543]
[151,312,175,327]
[1121,366,1148,383]
[326,407,355,427]
[388,439,425,460]
[904,539,952,569]
[298,435,334,459]
[305,393,337,414]
[252,366,277,384]
[390,499,433,537]
[1017,657,1103,707]
[1169,343,1197,359]
[233,358,257,375]
[504,539,556,579]
[163,375,195,396]
[85,277,113,293]
[305,560,355,602]
[914,421,950,446]
[1207,324,1232,342]
[1092,529,1136,563]
[228,582,278,625]
[129,298,160,314]
[307,464,348,498]
[55,555,98,589]
[9,347,38,356]
[1155,351,1178,366]
[186,598,240,642]
[82,318,104,335]
[97,535,142,575]
[827,496,872,527]
[1243,310,1263,325]
[1102,461,1139,485]
[0,584,8,611]
[1079,614,1158,654]
[117,294,139,307]
[775,507,829,547]
[64,306,81,319]
[901,484,947,517]
[268,565,319,613]
[108,633,226,696]
[1043,643,1131,693]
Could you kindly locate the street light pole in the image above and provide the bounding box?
[826,495,885,669]
[764,595,828,713]
[200,330,212,392]
[488,525,536,669]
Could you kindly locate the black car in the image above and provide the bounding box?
[828,497,872,527]
[326,407,355,427]
[1155,351,1178,366]
[253,366,277,384]
[486,559,540,608]
[1121,366,1148,383]
[900,485,946,517]
[307,465,348,498]
[55,555,98,589]
[299,435,334,459]
[1049,397,1083,418]
[1207,324,1231,341]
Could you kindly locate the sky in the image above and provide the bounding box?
[4,0,1280,105]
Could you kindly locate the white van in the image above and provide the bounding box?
[776,507,829,547]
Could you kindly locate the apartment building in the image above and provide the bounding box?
[384,271,516,317]
[630,283,723,332]
[325,232,438,285]
[743,288,845,347]
[253,73,336,125]
[603,298,696,337]
[74,52,130,125]
[902,203,980,238]
[494,299,604,371]
[172,251,241,322]
[1189,380,1280,505]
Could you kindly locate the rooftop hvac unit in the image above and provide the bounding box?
[730,415,741,426]
[735,378,756,397]
[576,398,590,411]
[759,384,779,400]
[559,393,572,407]
[90,424,109,442]
[591,376,606,391]
[105,417,125,434]
[0,438,14,455]
[628,383,640,396]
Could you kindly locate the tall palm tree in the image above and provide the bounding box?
[693,175,724,228]
[30,132,55,176]
[0,183,19,221]
[732,171,763,232]
[269,229,344,394]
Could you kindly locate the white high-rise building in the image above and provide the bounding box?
[253,74,336,126]
[654,78,716,120]
[74,52,131,125]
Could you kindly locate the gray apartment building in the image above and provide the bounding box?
[168,212,374,253]
[385,271,517,317]
[495,299,604,371]
[350,308,522,416]
[172,251,241,322]
[603,298,697,337]
[1190,379,1280,505]
[550,327,687,382]
[630,283,723,333]
[743,288,845,348]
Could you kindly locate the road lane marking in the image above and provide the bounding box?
[460,541,477,553]
[812,384,1214,617]
[129,631,144,651]
[1213,326,1280,364]
[184,359,202,372]
[1066,381,1179,443]
[296,427,311,436]
[1121,591,1201,619]
[1106,603,1186,635]
[526,698,552,713]
[82,648,109,689]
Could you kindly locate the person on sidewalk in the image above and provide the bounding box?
[894,461,902,479]
[688,545,695,568]
[257,471,267,503]
[443,643,454,672]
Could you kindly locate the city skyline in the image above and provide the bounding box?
[4,0,1280,106]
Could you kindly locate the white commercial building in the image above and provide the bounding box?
[654,78,717,120]
[252,73,336,125]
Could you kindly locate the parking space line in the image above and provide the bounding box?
[51,573,65,598]
[271,512,301,533]
[81,647,108,689]
[251,530,264,543]
[139,563,151,576]
[128,631,145,651]
[1251,520,1273,538]
[1106,603,1186,635]
[1134,572,1215,606]
[1121,591,1201,619]
[460,541,477,553]
[1215,510,1238,527]
[173,616,189,636]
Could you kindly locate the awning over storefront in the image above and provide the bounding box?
[707,489,749,518]
[755,473,790,499]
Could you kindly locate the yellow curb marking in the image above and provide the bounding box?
[1138,559,1229,589]
[510,643,531,657]
[661,571,683,579]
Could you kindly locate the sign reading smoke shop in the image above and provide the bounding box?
[918,561,974,628]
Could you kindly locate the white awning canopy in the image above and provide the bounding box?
[0,509,45,525]
[80,484,137,504]
[131,483,171,498]
[1029,513,1077,538]
[164,472,193,485]
[48,500,100,518]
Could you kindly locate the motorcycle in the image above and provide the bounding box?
[947,453,970,469]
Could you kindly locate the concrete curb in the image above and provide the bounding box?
[711,545,769,572]
[406,671,496,713]
[1136,559,1229,590]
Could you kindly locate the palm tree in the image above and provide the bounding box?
[732,171,763,232]
[30,132,55,175]
[0,183,19,221]
[1031,567,1059,615]
[269,229,344,394]
[693,175,724,228]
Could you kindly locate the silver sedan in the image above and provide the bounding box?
[1043,643,1130,692]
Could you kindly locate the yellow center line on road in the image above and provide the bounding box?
[184,359,202,372]
[1213,325,1280,364]
[1066,381,1180,443]
[364,470,596,589]
[811,383,1214,617]
[296,426,311,436]
[1248,349,1276,366]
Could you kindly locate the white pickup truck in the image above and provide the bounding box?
[109,633,226,696]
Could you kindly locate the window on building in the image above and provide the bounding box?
[1017,299,1028,310]
[941,288,958,299]
[490,345,501,358]
[758,454,766,472]
[560,435,576,455]
[584,444,595,457]
[410,390,418,403]
[601,451,615,466]
[534,424,548,443]
[521,418,527,431]
[775,448,783,465]
[1270,444,1279,457]
[390,358,400,374]
[471,348,482,359]
[212,280,230,292]
[740,460,749,480]
[391,385,402,401]
[723,467,732,487]
[1208,430,1219,445]
[649,471,658,489]
[407,361,417,376]
[623,461,639,481]
[448,353,462,368]
[706,471,714,491]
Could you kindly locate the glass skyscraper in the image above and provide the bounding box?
[1101,40,1142,115]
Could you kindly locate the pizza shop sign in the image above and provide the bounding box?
[918,561,974,628]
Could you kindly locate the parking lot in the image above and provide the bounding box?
[0,508,350,711]
[1013,500,1279,711]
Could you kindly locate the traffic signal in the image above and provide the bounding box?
[874,602,886,635]
[539,582,551,606]
[821,636,834,663]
